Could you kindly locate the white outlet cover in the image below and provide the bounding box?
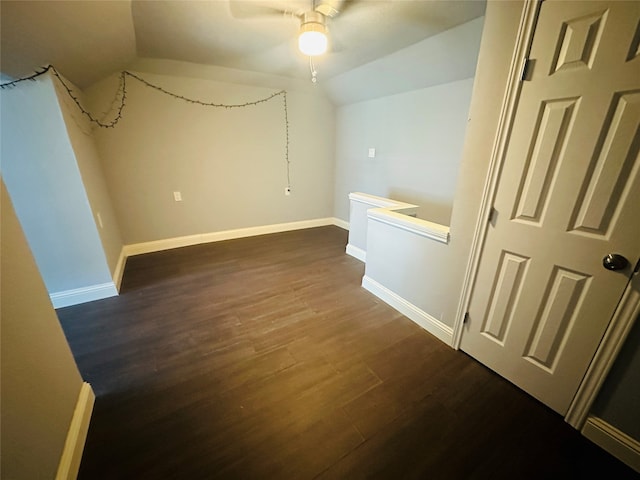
[173,191,182,201]
[368,148,376,158]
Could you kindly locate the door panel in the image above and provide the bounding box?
[571,91,640,235]
[513,97,578,223]
[482,251,529,343]
[461,0,640,415]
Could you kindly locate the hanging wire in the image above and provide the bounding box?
[1,65,291,184]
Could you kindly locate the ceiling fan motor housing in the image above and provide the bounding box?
[298,11,328,56]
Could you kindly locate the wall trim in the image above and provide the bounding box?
[53,219,347,308]
[55,382,95,480]
[349,191,413,209]
[565,275,640,429]
[582,416,640,473]
[50,282,118,309]
[346,244,366,262]
[362,275,453,345]
[333,217,350,230]
[452,0,541,349]
[368,208,450,244]
[112,248,127,292]
[124,218,343,257]
[349,191,418,216]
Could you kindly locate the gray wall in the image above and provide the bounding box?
[333,78,474,225]
[335,2,522,330]
[591,315,640,441]
[85,67,335,245]
[324,17,485,105]
[331,17,484,226]
[1,180,84,478]
[0,73,113,293]
[438,0,527,327]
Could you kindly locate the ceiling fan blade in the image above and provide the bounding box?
[229,1,294,20]
[315,0,351,18]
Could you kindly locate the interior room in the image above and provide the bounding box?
[1,0,639,478]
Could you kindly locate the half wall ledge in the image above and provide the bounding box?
[346,192,453,346]
[346,191,450,262]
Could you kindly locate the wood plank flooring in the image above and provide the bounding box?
[56,226,637,479]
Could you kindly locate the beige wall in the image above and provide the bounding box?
[1,180,84,478]
[85,67,336,245]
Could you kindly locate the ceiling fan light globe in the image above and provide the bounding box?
[298,27,328,56]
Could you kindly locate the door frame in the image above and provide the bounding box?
[451,0,640,429]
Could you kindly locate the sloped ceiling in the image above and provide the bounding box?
[0,0,136,88]
[1,0,485,99]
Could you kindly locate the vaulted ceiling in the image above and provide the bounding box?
[1,0,486,99]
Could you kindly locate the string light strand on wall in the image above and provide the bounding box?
[53,67,128,128]
[283,91,290,187]
[0,65,52,87]
[1,65,291,188]
[124,71,285,108]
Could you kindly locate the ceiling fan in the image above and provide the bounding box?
[229,0,351,57]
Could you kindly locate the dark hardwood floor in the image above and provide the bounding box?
[57,226,637,479]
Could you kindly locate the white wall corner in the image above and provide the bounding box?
[346,244,366,262]
[333,217,349,230]
[362,275,453,346]
[50,282,118,309]
[582,416,640,473]
[55,382,95,480]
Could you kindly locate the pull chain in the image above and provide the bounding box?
[309,56,318,84]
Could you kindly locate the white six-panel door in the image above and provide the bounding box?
[461,0,640,415]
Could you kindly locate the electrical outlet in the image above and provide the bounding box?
[284,187,291,196]
[173,191,182,202]
[368,148,376,158]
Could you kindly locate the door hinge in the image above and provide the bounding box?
[488,207,498,226]
[463,312,470,324]
[520,57,534,81]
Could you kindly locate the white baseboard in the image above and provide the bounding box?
[333,217,349,230]
[56,383,95,480]
[51,282,118,309]
[112,248,127,292]
[346,244,366,262]
[124,217,344,257]
[582,416,640,473]
[362,275,453,345]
